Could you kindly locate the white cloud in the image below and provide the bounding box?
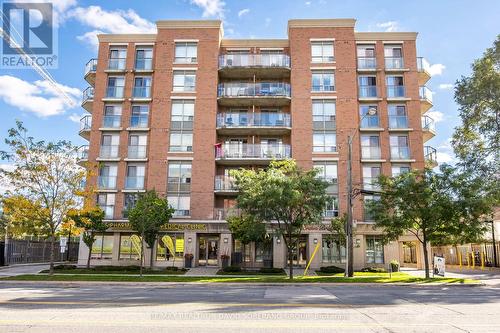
[376,21,399,32]
[305,1,311,6]
[67,6,156,48]
[435,139,457,165]
[11,0,77,26]
[426,110,445,123]
[68,113,81,123]
[438,83,454,90]
[238,8,250,18]
[0,163,16,195]
[190,0,225,18]
[428,63,445,76]
[0,75,80,117]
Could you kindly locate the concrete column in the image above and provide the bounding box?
[112,233,121,265]
[353,235,365,270]
[220,233,232,261]
[77,234,88,266]
[273,235,286,268]
[307,233,322,269]
[184,231,197,266]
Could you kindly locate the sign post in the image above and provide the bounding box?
[433,256,445,277]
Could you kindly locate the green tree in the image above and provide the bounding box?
[452,35,500,185]
[230,160,331,279]
[0,121,86,275]
[368,165,494,278]
[68,207,107,269]
[127,190,175,275]
[227,214,267,246]
[1,195,52,238]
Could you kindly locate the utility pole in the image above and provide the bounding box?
[491,221,498,268]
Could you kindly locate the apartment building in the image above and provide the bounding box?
[77,19,438,270]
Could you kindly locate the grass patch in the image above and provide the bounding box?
[216,267,286,276]
[1,271,477,284]
[40,265,187,275]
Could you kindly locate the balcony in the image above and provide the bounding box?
[79,115,91,140]
[218,54,291,79]
[125,176,145,190]
[417,57,431,85]
[217,82,291,107]
[385,57,405,70]
[76,145,89,166]
[102,115,121,129]
[127,145,147,160]
[358,86,378,99]
[388,116,409,129]
[387,85,406,99]
[216,112,291,135]
[357,57,377,70]
[419,86,433,113]
[99,145,119,160]
[424,146,438,168]
[421,115,436,142]
[213,208,242,221]
[361,147,382,161]
[84,58,97,85]
[107,58,126,71]
[390,147,411,161]
[214,175,238,195]
[98,176,117,190]
[215,143,291,165]
[129,115,149,129]
[81,87,94,112]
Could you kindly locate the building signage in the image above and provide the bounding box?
[106,221,207,232]
[433,256,445,277]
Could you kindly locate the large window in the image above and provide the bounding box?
[108,48,126,70]
[362,164,381,190]
[174,42,197,63]
[322,236,346,263]
[359,105,379,128]
[167,161,192,193]
[313,131,336,152]
[314,161,338,193]
[312,70,335,92]
[312,100,336,130]
[169,132,193,152]
[98,164,117,190]
[96,193,115,219]
[135,47,153,70]
[171,100,194,130]
[388,104,408,128]
[133,76,152,98]
[360,135,381,160]
[173,70,196,92]
[91,234,114,259]
[325,195,339,217]
[156,233,184,261]
[100,133,119,158]
[357,45,376,69]
[363,195,380,221]
[103,104,122,128]
[386,76,405,98]
[365,236,384,264]
[128,134,147,159]
[311,41,334,63]
[119,234,141,260]
[167,195,190,217]
[125,164,145,190]
[123,193,139,218]
[390,135,410,160]
[384,44,403,69]
[392,164,411,177]
[358,76,377,97]
[106,76,125,98]
[130,105,149,128]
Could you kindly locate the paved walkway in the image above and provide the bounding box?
[184,267,219,276]
[401,267,500,286]
[0,264,49,277]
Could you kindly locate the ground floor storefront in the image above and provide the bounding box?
[78,221,428,270]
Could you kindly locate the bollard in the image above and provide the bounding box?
[481,252,485,270]
[467,252,470,268]
[458,251,462,270]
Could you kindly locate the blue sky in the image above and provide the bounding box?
[0,0,499,165]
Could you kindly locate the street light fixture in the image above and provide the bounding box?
[345,107,377,277]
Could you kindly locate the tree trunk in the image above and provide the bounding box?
[140,232,145,277]
[150,245,154,269]
[49,232,55,275]
[422,234,430,279]
[86,232,93,269]
[288,231,293,280]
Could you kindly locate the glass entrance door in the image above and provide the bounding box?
[291,237,308,267]
[198,236,219,266]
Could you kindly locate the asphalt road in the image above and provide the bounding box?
[0,282,499,333]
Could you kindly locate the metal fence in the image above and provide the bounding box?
[2,238,79,266]
[432,242,500,267]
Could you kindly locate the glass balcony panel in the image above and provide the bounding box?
[102,115,121,128]
[385,57,404,69]
[82,87,94,102]
[215,143,291,159]
[125,176,145,189]
[387,85,406,98]
[106,86,124,98]
[422,115,435,131]
[218,82,291,98]
[359,86,377,98]
[360,115,380,128]
[79,115,92,131]
[84,59,97,75]
[361,147,381,159]
[98,176,117,189]
[130,115,149,128]
[214,175,237,191]
[391,147,410,160]
[219,54,290,68]
[357,57,376,69]
[132,87,151,98]
[419,86,433,102]
[417,57,431,73]
[127,145,147,159]
[99,145,119,159]
[108,58,126,70]
[135,58,153,70]
[389,116,409,129]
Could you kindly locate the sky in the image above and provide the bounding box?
[0,0,499,168]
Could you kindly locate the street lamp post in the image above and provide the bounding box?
[345,107,377,277]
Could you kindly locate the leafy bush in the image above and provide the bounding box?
[258,267,286,274]
[390,260,400,272]
[222,265,242,273]
[359,267,387,273]
[319,266,345,274]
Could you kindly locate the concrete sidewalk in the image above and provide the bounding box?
[401,267,500,286]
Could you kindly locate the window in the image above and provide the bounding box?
[156,233,184,261]
[322,236,345,263]
[106,77,125,98]
[100,134,119,158]
[135,47,153,70]
[123,193,139,218]
[390,135,410,159]
[91,234,114,259]
[358,76,377,97]
[361,135,381,159]
[311,41,334,63]
[324,195,339,217]
[133,76,152,98]
[357,45,376,69]
[119,234,141,260]
[96,193,115,219]
[174,42,197,63]
[167,195,190,217]
[384,45,403,69]
[388,104,408,128]
[130,105,149,128]
[103,105,122,128]
[313,131,336,152]
[363,195,380,222]
[314,161,338,193]
[386,76,405,98]
[312,70,335,91]
[98,164,117,190]
[312,100,336,130]
[108,48,126,70]
[359,105,379,128]
[171,100,194,130]
[128,134,147,159]
[392,164,411,177]
[125,164,145,189]
[167,161,192,193]
[362,164,381,190]
[173,70,196,92]
[255,240,273,262]
[366,236,384,264]
[169,133,193,152]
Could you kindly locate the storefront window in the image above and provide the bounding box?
[255,240,273,262]
[91,234,114,259]
[119,234,141,260]
[322,236,346,263]
[156,233,184,261]
[366,236,384,264]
